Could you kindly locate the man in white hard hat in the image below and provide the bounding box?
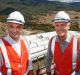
[0,11,34,75]
[45,11,80,75]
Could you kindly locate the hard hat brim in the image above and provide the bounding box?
[53,19,70,23]
[7,19,25,25]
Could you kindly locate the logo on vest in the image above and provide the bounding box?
[18,64,21,68]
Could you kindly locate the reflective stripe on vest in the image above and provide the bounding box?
[51,35,78,70]
[72,35,78,70]
[0,39,12,75]
[22,37,30,74]
[51,36,56,56]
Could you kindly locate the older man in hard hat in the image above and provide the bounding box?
[45,11,80,75]
[0,11,34,75]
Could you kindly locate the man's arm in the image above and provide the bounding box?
[0,48,3,75]
[28,70,34,75]
[45,39,53,75]
[28,55,34,75]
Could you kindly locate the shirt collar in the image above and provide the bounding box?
[4,34,22,44]
[56,32,72,43]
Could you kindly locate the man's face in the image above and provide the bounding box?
[7,22,23,41]
[53,22,70,37]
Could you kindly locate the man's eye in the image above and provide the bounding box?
[56,24,59,27]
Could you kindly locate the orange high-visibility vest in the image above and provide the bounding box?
[51,35,78,75]
[0,38,29,75]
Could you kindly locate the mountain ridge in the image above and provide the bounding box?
[0,0,80,24]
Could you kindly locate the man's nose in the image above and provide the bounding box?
[13,29,17,32]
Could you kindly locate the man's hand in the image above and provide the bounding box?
[28,70,34,75]
[46,71,51,75]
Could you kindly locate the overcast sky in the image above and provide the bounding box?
[48,0,80,3]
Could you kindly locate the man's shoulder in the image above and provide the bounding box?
[50,35,56,41]
[0,38,3,48]
[0,35,8,45]
[0,35,8,40]
[21,35,29,41]
[21,36,30,44]
[49,35,57,44]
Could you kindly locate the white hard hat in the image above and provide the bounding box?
[7,11,25,25]
[54,11,70,23]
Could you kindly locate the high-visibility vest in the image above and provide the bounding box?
[50,35,78,75]
[0,38,29,75]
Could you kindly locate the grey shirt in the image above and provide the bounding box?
[45,32,80,73]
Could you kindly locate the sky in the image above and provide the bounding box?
[48,0,80,3]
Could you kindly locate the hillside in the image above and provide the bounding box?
[0,1,80,14]
[0,22,7,38]
[0,0,80,34]
[0,1,80,15]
